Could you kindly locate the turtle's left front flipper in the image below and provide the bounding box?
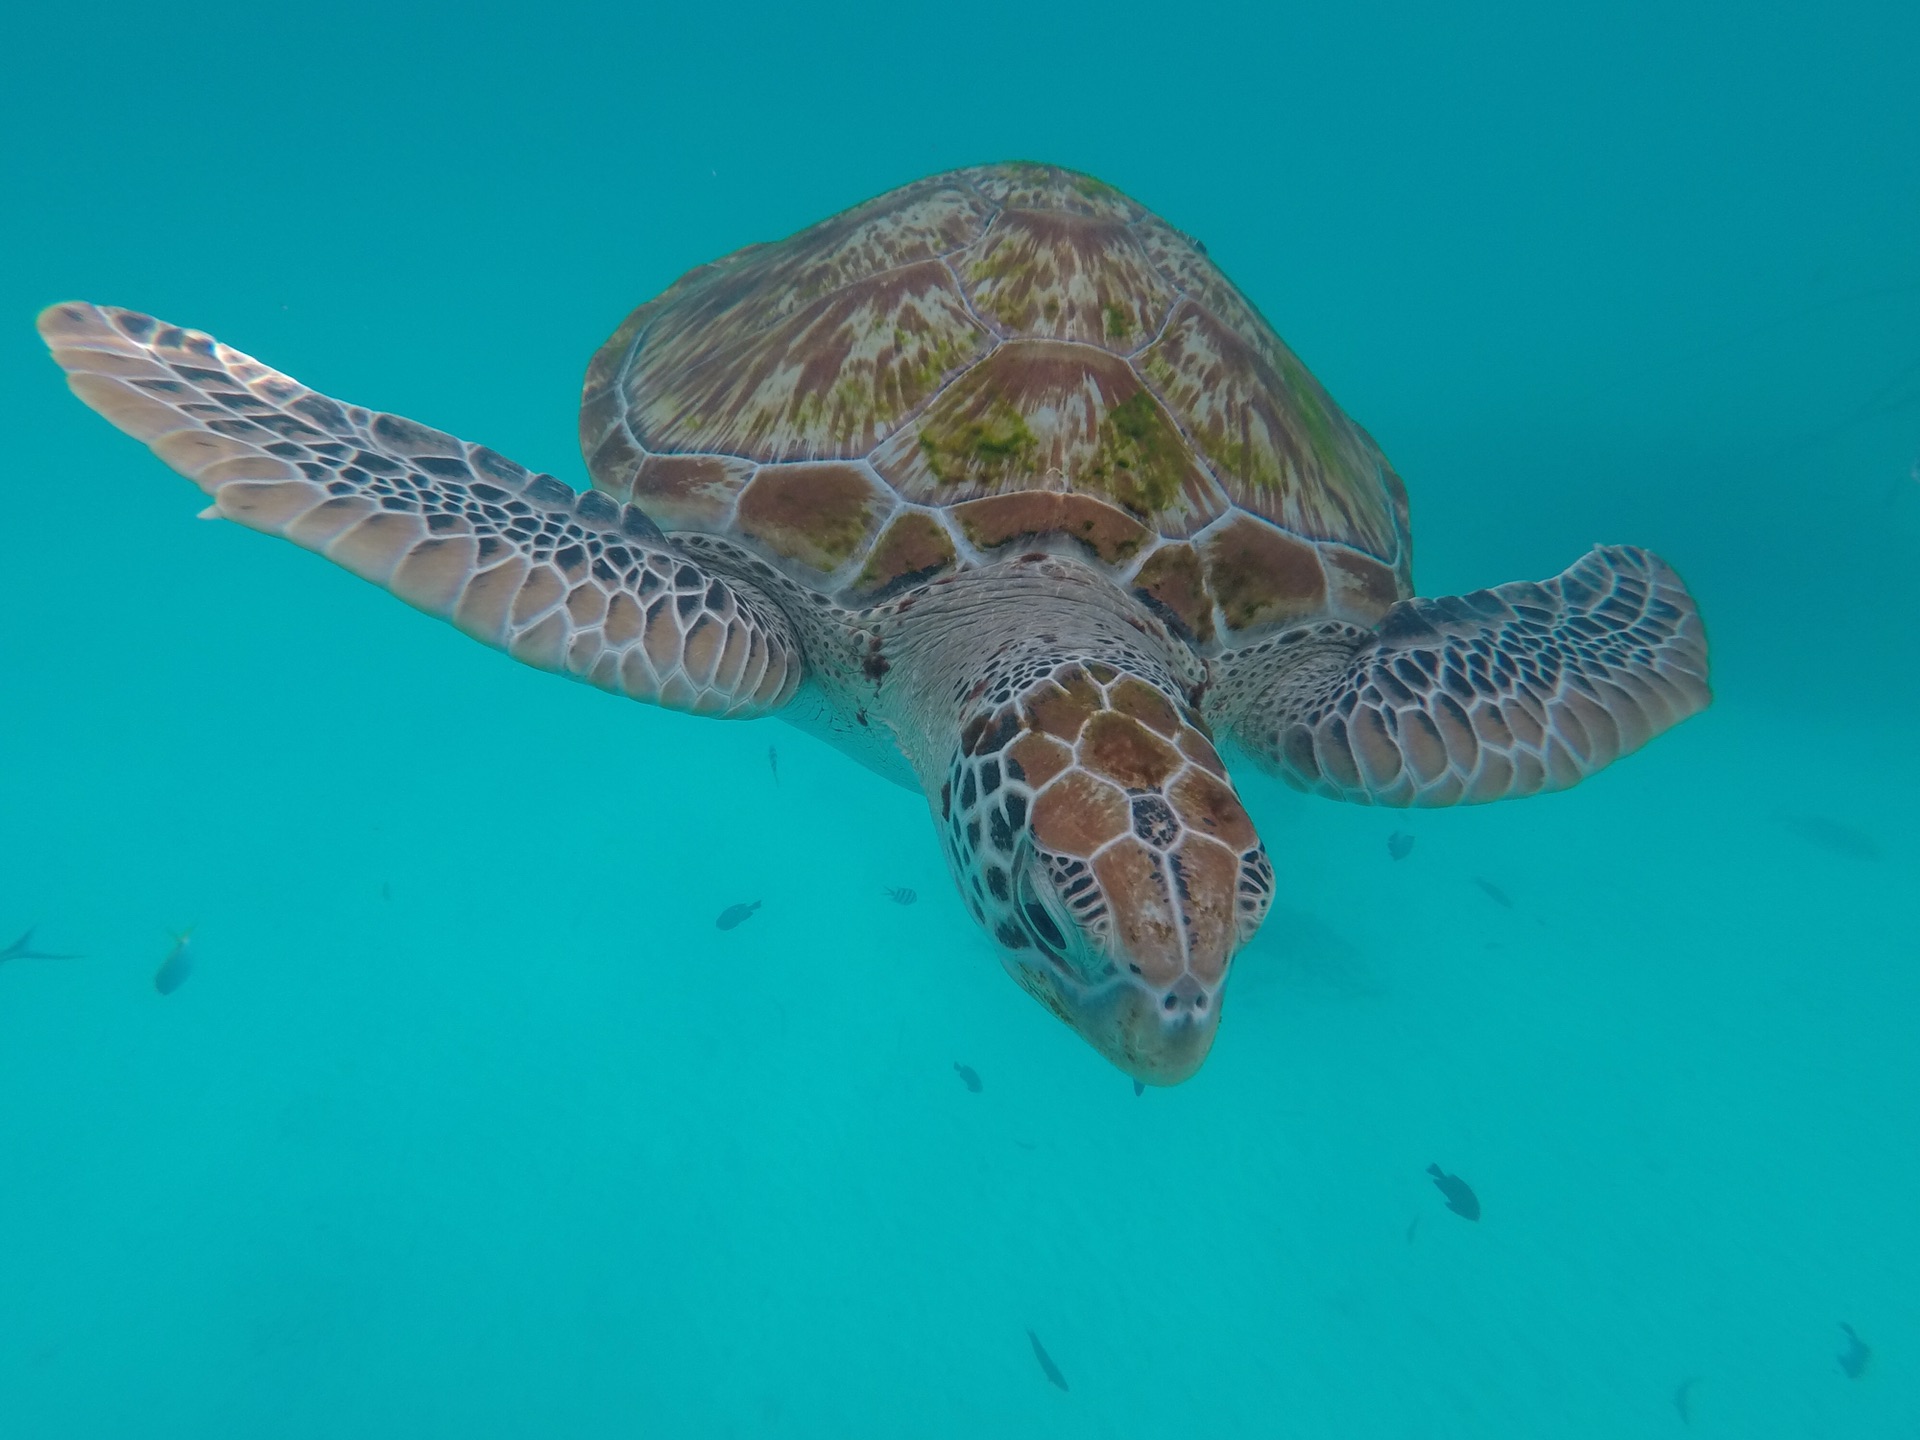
[1214,546,1709,805]
[38,303,800,718]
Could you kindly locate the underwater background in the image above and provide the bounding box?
[2,1,1916,1435]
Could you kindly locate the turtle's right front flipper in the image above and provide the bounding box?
[1214,545,1709,804]
[38,303,800,718]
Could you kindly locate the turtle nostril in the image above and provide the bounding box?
[1161,976,1208,1015]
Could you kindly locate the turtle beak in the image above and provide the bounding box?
[1013,831,1269,1085]
[1081,974,1221,1085]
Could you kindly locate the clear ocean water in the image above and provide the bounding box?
[3,3,1916,1435]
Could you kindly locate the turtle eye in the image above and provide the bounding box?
[1017,850,1107,982]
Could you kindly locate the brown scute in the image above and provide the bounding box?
[849,511,957,598]
[1006,731,1073,789]
[627,453,755,532]
[1201,514,1328,631]
[580,384,641,495]
[952,492,1151,565]
[620,260,992,462]
[1030,770,1129,855]
[1166,836,1239,985]
[1091,841,1181,984]
[585,179,993,415]
[1138,298,1400,557]
[872,341,1219,529]
[1176,726,1228,778]
[1022,666,1104,741]
[1167,767,1258,851]
[1130,543,1216,644]
[1106,677,1181,738]
[960,163,1146,223]
[1078,711,1182,791]
[734,463,888,573]
[1322,546,1404,625]
[957,208,1175,350]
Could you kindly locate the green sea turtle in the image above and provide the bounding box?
[37,162,1708,1083]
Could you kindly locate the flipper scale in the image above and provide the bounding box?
[1216,546,1709,805]
[39,302,801,719]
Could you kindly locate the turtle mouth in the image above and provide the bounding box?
[1008,848,1220,1084]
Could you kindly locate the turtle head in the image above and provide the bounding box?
[938,661,1273,1084]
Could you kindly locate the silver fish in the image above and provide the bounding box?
[154,932,194,995]
[0,928,80,964]
[715,901,762,931]
[1027,1329,1069,1392]
[1837,1322,1871,1378]
[1427,1163,1481,1220]
[1472,876,1513,909]
[1774,812,1882,861]
[1673,1376,1700,1424]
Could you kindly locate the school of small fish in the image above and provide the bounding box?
[4,818,1885,1409]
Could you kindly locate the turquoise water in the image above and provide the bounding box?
[4,2,1917,1434]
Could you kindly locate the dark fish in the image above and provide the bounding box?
[1775,812,1882,861]
[1387,831,1415,860]
[1673,1376,1700,1424]
[1837,1322,1871,1379]
[1472,876,1513,908]
[0,928,81,964]
[154,932,194,996]
[1427,1163,1481,1220]
[1027,1329,1069,1392]
[1406,1216,1420,1243]
[767,745,779,785]
[1132,1079,1145,1097]
[715,900,762,931]
[883,887,918,905]
[953,1062,981,1093]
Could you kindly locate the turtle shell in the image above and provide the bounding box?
[580,163,1412,647]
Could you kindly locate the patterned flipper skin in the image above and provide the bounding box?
[1221,546,1709,805]
[39,303,800,718]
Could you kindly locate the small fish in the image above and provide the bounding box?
[883,886,917,905]
[1837,1322,1871,1378]
[1426,1163,1481,1220]
[767,745,779,785]
[1472,876,1513,908]
[1405,1215,1420,1243]
[1132,1079,1145,1097]
[715,901,762,931]
[953,1062,981,1092]
[0,928,81,964]
[1027,1329,1069,1392]
[380,881,392,902]
[1387,831,1415,860]
[154,931,195,996]
[1774,812,1882,861]
[1673,1376,1700,1424]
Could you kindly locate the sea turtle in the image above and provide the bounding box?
[37,162,1709,1084]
